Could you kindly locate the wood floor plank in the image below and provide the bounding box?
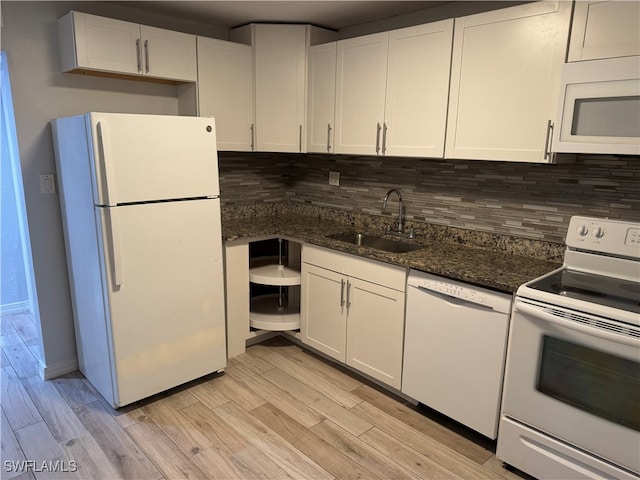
[199,372,266,411]
[311,420,421,480]
[231,444,301,480]
[141,398,214,456]
[272,343,364,392]
[16,422,78,480]
[226,364,324,428]
[73,401,161,480]
[60,433,121,480]
[1,315,17,335]
[50,372,98,410]
[190,445,248,479]
[215,400,333,480]
[1,408,27,480]
[263,351,363,408]
[187,379,231,410]
[125,418,206,480]
[351,401,503,479]
[1,347,10,368]
[1,334,39,379]
[20,377,86,443]
[5,314,40,347]
[179,402,248,455]
[78,379,148,429]
[352,384,494,464]
[232,352,276,375]
[360,427,461,479]
[1,366,42,430]
[252,403,380,480]
[262,367,372,436]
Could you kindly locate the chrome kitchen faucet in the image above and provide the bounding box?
[383,188,414,239]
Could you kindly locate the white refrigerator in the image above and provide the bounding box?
[51,112,226,408]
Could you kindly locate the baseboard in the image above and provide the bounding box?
[42,359,79,380]
[0,301,31,315]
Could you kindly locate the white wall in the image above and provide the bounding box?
[0,1,224,377]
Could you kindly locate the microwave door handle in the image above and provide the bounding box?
[515,301,639,348]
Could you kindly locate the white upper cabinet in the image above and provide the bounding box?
[445,1,572,163]
[57,11,196,82]
[334,32,389,155]
[307,42,337,153]
[568,0,640,62]
[197,37,254,151]
[384,20,453,157]
[334,21,453,157]
[231,24,336,153]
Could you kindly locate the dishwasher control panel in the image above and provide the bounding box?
[407,269,512,314]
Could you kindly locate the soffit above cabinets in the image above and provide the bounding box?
[109,1,450,30]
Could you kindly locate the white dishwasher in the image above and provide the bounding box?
[401,269,512,439]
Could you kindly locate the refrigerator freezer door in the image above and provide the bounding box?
[88,113,220,205]
[98,198,226,407]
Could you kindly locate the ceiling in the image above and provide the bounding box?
[112,1,450,30]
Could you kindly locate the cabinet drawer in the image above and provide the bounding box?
[303,244,406,292]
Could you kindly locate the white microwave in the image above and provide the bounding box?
[553,56,640,155]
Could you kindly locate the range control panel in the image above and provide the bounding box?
[566,216,640,259]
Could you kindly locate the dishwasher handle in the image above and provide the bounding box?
[413,285,496,311]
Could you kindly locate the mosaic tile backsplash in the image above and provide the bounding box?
[218,152,640,244]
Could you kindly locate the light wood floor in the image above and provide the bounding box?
[1,312,529,480]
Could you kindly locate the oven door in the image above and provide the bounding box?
[501,297,640,474]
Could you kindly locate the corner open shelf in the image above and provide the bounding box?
[249,238,301,331]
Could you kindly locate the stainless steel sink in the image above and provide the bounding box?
[329,232,424,253]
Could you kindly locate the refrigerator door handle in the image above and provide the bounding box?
[104,208,123,288]
[96,121,118,206]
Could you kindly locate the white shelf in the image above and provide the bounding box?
[250,294,301,331]
[249,264,301,286]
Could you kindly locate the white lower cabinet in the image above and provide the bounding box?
[301,245,406,389]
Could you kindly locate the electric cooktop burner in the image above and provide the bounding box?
[529,269,640,315]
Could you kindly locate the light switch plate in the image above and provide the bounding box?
[329,171,340,186]
[40,174,56,194]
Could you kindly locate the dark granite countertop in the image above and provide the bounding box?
[223,205,563,294]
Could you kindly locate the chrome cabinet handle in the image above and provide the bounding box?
[340,279,345,307]
[144,40,150,73]
[250,123,255,151]
[544,120,554,160]
[382,122,388,155]
[327,123,332,153]
[299,124,303,152]
[375,123,381,155]
[346,280,351,308]
[136,39,142,72]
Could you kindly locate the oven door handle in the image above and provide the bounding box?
[516,301,640,348]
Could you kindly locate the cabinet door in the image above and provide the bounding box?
[346,278,405,389]
[384,20,453,158]
[301,264,346,362]
[334,32,389,155]
[197,37,254,151]
[65,11,141,75]
[445,1,571,162]
[568,0,640,61]
[254,24,308,153]
[307,42,337,153]
[141,25,197,82]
